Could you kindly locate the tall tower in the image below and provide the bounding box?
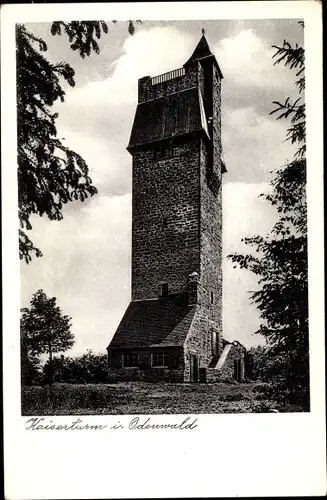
[128,34,225,301]
[107,35,231,383]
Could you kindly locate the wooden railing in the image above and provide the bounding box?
[151,67,185,86]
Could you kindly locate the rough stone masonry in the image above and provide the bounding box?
[106,34,247,383]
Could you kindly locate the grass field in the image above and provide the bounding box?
[21,381,306,415]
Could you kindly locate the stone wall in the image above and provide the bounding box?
[183,61,223,374]
[131,138,201,300]
[218,343,246,381]
[200,342,246,383]
[111,54,225,382]
[109,349,183,370]
[107,368,185,383]
[199,64,223,321]
[138,64,198,103]
[198,138,223,348]
[184,310,213,379]
[205,368,224,383]
[108,342,247,383]
[131,61,210,301]
[108,348,185,382]
[198,62,223,360]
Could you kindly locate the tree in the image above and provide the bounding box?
[17,21,140,263]
[228,24,308,398]
[44,350,109,384]
[20,289,74,386]
[248,345,289,382]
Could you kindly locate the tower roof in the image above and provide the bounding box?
[127,87,210,151]
[186,34,212,62]
[184,34,223,79]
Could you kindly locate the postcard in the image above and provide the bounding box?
[2,1,325,498]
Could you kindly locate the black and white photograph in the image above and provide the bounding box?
[2,2,325,499]
[18,16,310,415]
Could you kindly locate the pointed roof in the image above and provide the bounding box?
[184,34,223,79]
[186,34,212,62]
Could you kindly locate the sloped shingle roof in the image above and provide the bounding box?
[127,87,209,151]
[185,34,213,64]
[108,294,195,349]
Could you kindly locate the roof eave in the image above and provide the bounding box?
[127,128,210,153]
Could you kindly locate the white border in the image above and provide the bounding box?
[1,2,325,499]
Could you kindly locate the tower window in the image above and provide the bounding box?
[211,291,214,304]
[154,142,178,161]
[163,217,168,228]
[161,283,169,297]
[169,145,178,158]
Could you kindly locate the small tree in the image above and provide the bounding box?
[20,289,74,386]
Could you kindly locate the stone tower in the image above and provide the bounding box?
[129,34,225,303]
[107,35,245,383]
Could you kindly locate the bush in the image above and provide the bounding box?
[251,381,309,411]
[43,350,109,384]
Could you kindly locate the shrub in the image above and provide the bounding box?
[21,383,116,414]
[43,351,109,384]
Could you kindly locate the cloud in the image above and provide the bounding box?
[222,182,276,347]
[215,29,300,183]
[222,106,296,183]
[55,25,297,195]
[112,26,194,94]
[223,181,275,254]
[21,194,132,355]
[214,29,296,92]
[58,26,194,113]
[54,26,196,198]
[54,128,132,199]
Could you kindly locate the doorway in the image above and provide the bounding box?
[234,359,242,382]
[190,355,199,382]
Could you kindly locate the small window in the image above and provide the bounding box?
[163,217,168,228]
[122,352,139,367]
[154,143,164,161]
[211,330,219,356]
[161,283,169,297]
[234,359,242,382]
[152,351,169,367]
[169,145,178,158]
[155,141,178,161]
[211,291,214,304]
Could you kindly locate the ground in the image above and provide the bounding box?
[21,381,306,415]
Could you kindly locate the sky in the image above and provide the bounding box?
[20,19,303,356]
